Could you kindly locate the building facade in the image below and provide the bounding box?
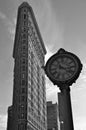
[7,106,13,130]
[47,101,59,130]
[7,2,47,130]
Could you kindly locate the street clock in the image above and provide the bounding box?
[44,48,82,87]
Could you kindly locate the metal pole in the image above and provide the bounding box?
[58,86,74,130]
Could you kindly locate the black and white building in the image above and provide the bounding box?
[7,2,47,130]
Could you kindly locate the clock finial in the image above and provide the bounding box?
[57,48,66,54]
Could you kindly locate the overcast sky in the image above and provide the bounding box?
[0,0,86,130]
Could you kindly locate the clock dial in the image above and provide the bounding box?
[49,56,77,81]
[45,48,82,86]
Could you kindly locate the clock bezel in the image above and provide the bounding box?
[45,49,82,86]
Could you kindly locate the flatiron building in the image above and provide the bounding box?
[7,2,47,130]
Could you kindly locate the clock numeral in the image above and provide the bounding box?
[51,70,57,75]
[64,73,69,79]
[67,58,72,63]
[50,66,57,70]
[59,74,63,80]
[54,73,58,78]
[69,62,75,66]
[63,57,67,62]
[57,58,62,62]
[66,69,75,74]
[70,67,75,71]
[62,73,65,80]
[50,68,56,73]
[56,73,60,79]
[52,61,58,66]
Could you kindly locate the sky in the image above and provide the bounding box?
[0,0,86,130]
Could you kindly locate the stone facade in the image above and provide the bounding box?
[7,106,13,130]
[7,2,47,130]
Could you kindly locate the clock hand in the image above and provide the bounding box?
[59,65,65,70]
[60,63,75,69]
[65,68,75,74]
[59,64,68,70]
[59,65,73,75]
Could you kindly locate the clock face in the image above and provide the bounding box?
[45,48,82,86]
[49,55,77,81]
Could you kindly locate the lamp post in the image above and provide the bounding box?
[44,48,82,130]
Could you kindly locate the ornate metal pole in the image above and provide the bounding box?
[44,48,82,130]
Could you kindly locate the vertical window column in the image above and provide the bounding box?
[31,52,34,110]
[37,65,41,116]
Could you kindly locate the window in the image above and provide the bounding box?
[24,14,26,19]
[37,65,40,83]
[21,88,25,93]
[21,96,25,102]
[23,27,26,32]
[18,123,24,130]
[28,27,33,36]
[22,65,25,71]
[31,102,33,107]
[18,113,25,119]
[22,59,25,64]
[28,20,31,26]
[24,21,27,26]
[31,94,33,99]
[38,110,40,115]
[23,46,26,50]
[19,105,24,111]
[21,80,25,86]
[22,73,25,78]
[24,9,26,12]
[23,39,26,44]
[23,33,26,38]
[31,87,33,92]
[21,113,24,119]
[22,27,26,33]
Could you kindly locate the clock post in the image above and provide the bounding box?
[44,48,82,130]
[58,85,74,130]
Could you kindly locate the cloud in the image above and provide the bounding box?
[7,18,16,40]
[45,48,60,103]
[79,62,86,82]
[0,1,64,50]
[74,117,86,130]
[45,47,53,62]
[42,2,64,52]
[0,10,16,40]
[30,0,64,53]
[0,114,7,130]
[0,12,6,20]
